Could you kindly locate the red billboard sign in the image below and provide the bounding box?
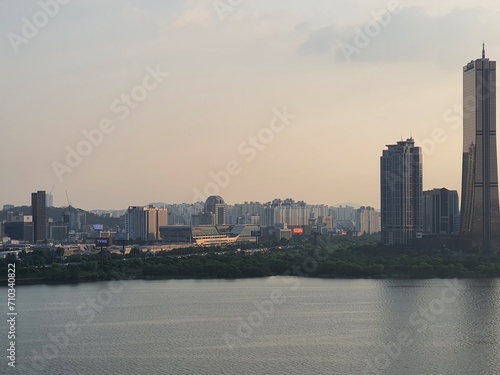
[292,228,304,235]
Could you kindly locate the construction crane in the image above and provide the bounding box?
[65,190,74,214]
[64,190,77,234]
[65,190,71,207]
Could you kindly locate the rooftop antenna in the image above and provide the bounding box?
[483,41,485,59]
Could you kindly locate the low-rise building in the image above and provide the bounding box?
[160,224,260,246]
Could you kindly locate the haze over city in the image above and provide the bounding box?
[3,0,500,209]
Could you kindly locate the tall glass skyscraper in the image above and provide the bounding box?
[380,138,423,245]
[460,45,500,250]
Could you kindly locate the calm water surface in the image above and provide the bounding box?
[2,277,500,375]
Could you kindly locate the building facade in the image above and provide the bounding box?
[202,196,227,225]
[62,208,86,232]
[46,193,54,208]
[381,138,423,245]
[424,188,460,235]
[330,205,357,222]
[260,199,309,226]
[356,206,381,235]
[126,206,168,241]
[159,224,260,246]
[4,212,34,243]
[31,190,47,243]
[460,46,500,250]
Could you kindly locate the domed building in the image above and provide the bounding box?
[202,196,227,225]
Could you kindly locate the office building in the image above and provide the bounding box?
[62,208,86,231]
[126,206,168,241]
[202,196,227,225]
[381,138,423,245]
[31,190,47,243]
[460,45,500,250]
[4,212,34,243]
[49,225,69,243]
[424,188,460,235]
[46,193,54,208]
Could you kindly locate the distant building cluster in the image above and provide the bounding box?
[125,205,168,241]
[0,191,382,250]
[192,196,227,225]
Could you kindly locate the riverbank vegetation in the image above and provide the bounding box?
[2,234,500,284]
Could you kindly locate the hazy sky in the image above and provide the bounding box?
[2,0,500,210]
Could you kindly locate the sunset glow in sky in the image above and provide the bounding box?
[2,0,500,209]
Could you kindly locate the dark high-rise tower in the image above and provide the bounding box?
[380,138,423,245]
[423,188,459,235]
[460,45,500,250]
[31,190,47,243]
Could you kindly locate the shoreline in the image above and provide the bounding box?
[3,273,499,287]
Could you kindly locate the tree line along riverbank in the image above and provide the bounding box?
[2,235,500,285]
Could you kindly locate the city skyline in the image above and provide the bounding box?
[2,191,381,244]
[3,1,500,209]
[1,193,374,213]
[4,3,500,374]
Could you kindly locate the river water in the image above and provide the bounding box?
[3,277,500,375]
